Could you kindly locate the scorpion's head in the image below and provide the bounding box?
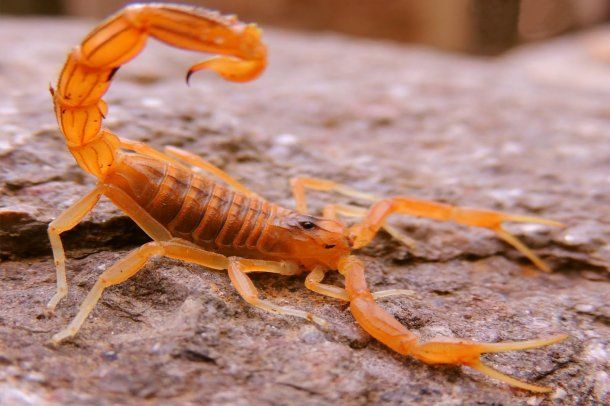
[262,212,351,269]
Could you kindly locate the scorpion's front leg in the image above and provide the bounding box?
[305,267,415,301]
[350,197,563,272]
[339,256,567,392]
[228,258,327,327]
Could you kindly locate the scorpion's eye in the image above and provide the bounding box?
[299,221,316,230]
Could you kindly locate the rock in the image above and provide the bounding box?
[0,17,608,405]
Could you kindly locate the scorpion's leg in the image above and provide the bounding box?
[51,239,230,343]
[119,137,256,197]
[290,177,413,246]
[118,136,186,169]
[228,257,327,327]
[350,197,563,272]
[46,185,105,312]
[290,176,377,214]
[305,267,349,300]
[305,267,415,301]
[339,255,567,392]
[164,146,258,197]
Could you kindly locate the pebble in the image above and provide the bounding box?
[583,341,609,364]
[274,133,298,146]
[299,325,326,345]
[101,351,118,361]
[0,105,18,115]
[526,395,542,405]
[574,303,595,313]
[141,97,164,108]
[560,222,603,247]
[551,387,567,400]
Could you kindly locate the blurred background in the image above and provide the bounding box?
[1,0,609,54]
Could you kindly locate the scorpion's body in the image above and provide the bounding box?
[105,153,345,266]
[48,3,567,393]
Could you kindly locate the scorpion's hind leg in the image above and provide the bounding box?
[349,196,564,272]
[228,258,327,327]
[46,185,106,313]
[339,256,567,392]
[52,239,230,343]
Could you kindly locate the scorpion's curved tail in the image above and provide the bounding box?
[338,256,568,393]
[52,3,266,179]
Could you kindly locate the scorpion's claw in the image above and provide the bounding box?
[409,334,568,392]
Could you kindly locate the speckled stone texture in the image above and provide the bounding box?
[0,17,608,405]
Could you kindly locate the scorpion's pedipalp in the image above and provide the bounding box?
[407,334,568,393]
[348,196,563,272]
[338,256,567,392]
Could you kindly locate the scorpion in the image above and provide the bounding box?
[48,3,567,393]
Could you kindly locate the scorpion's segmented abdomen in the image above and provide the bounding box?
[105,154,282,257]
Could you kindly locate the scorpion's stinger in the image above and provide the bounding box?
[186,55,266,84]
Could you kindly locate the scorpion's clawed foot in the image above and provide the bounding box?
[408,333,568,392]
[186,56,265,84]
[309,314,330,329]
[50,329,75,345]
[45,291,67,317]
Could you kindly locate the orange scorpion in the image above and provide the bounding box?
[48,3,567,393]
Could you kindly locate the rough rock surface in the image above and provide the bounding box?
[1,18,609,405]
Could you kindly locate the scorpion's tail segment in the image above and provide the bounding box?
[79,4,267,71]
[338,256,567,392]
[54,3,266,177]
[348,197,564,272]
